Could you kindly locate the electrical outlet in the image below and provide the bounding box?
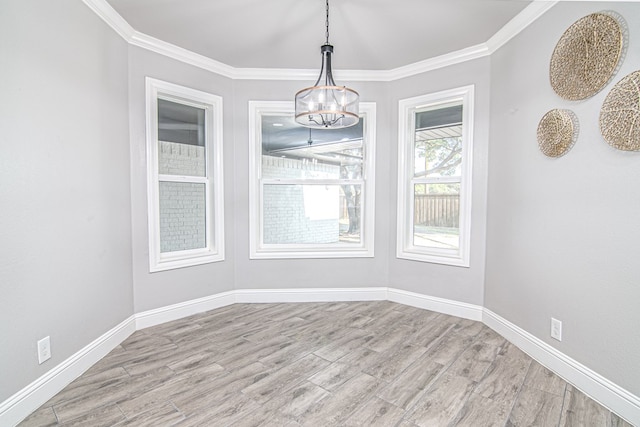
[37,336,51,364]
[551,318,562,341]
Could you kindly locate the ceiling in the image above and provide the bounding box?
[115,0,533,155]
[105,0,531,71]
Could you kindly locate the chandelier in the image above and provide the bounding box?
[294,0,359,129]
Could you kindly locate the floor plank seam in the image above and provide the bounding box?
[502,359,532,427]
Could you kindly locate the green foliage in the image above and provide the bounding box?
[414,136,462,177]
[414,183,460,195]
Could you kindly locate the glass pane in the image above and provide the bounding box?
[261,114,364,180]
[159,182,207,253]
[263,184,361,245]
[158,99,206,177]
[413,183,460,250]
[413,104,463,178]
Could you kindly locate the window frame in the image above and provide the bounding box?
[396,85,474,267]
[146,77,225,272]
[249,100,376,259]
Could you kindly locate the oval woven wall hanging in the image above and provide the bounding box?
[550,12,625,101]
[600,70,640,151]
[537,109,579,157]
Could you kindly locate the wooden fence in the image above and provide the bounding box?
[339,193,459,228]
[413,194,460,228]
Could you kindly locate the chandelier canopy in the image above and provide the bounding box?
[294,0,359,129]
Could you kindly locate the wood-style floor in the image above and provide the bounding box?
[20,301,634,426]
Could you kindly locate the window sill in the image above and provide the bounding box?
[396,248,469,268]
[150,250,224,272]
[250,247,374,260]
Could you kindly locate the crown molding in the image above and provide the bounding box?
[130,31,237,78]
[487,1,559,54]
[233,43,489,82]
[81,0,134,40]
[380,44,491,82]
[82,0,557,82]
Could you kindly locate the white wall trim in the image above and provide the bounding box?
[248,101,377,259]
[486,1,559,54]
[81,0,135,40]
[5,290,638,426]
[131,32,237,79]
[135,291,236,330]
[380,45,490,82]
[81,0,556,82]
[387,288,483,321]
[483,308,640,426]
[145,78,226,272]
[235,287,388,304]
[0,316,136,427]
[396,86,475,268]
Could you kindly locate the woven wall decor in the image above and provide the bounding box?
[550,12,624,100]
[537,109,579,157]
[599,70,640,151]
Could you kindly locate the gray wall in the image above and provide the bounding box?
[128,47,236,312]
[485,2,640,396]
[0,0,133,402]
[387,58,491,306]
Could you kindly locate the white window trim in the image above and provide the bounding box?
[397,85,474,267]
[145,77,225,272]
[249,100,376,259]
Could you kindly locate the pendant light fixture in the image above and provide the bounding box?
[295,0,359,129]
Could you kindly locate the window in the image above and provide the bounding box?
[397,86,474,267]
[249,101,376,259]
[146,78,224,272]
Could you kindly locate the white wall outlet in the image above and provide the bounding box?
[551,318,562,341]
[37,336,51,364]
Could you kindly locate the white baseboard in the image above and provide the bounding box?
[0,315,136,427]
[234,287,388,303]
[135,291,235,330]
[4,289,638,427]
[483,309,640,426]
[387,287,483,321]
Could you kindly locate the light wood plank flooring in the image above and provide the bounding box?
[20,301,634,426]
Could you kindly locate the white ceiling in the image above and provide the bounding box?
[105,0,532,71]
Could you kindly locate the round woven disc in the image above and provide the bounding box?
[550,13,623,100]
[537,109,578,157]
[599,70,640,151]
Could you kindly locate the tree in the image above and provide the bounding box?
[340,163,361,234]
[414,137,462,179]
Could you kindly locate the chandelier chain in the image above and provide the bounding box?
[325,0,330,45]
